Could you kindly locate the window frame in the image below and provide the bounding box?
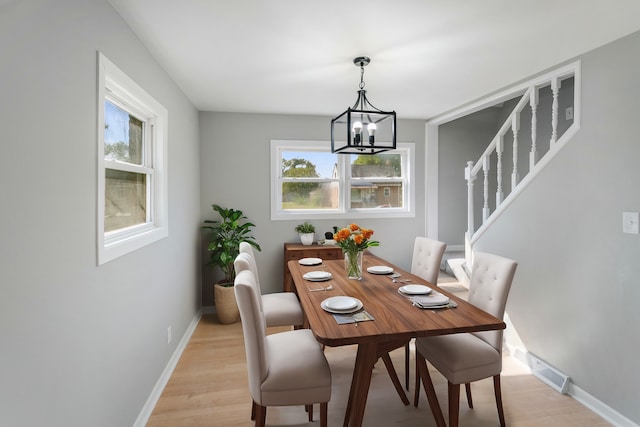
[271,140,415,220]
[97,52,168,265]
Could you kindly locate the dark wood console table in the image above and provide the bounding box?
[282,243,343,291]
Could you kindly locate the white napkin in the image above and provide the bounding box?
[410,292,455,309]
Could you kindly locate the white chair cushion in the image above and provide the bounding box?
[260,329,332,406]
[415,333,502,385]
[263,293,304,327]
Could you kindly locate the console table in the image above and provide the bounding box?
[282,243,343,291]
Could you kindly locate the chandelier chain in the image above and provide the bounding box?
[359,65,366,90]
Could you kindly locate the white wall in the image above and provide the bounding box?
[199,112,426,305]
[0,1,201,426]
[475,31,640,424]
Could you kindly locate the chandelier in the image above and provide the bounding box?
[331,56,396,154]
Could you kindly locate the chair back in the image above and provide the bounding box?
[234,269,269,402]
[234,252,264,312]
[410,237,447,284]
[239,241,256,257]
[239,241,261,286]
[468,252,517,352]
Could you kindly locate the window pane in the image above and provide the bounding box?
[282,151,337,179]
[282,182,339,210]
[351,153,401,177]
[105,169,147,232]
[350,182,404,208]
[104,100,143,165]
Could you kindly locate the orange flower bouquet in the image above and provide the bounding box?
[333,224,379,279]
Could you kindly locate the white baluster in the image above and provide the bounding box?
[482,155,490,222]
[511,114,520,190]
[550,77,561,146]
[496,136,504,206]
[529,86,539,170]
[465,161,475,235]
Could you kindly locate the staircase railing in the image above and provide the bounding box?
[465,62,581,264]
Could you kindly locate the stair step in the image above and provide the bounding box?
[441,252,470,288]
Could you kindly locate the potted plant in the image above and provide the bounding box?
[295,221,315,245]
[203,204,260,324]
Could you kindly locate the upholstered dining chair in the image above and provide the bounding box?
[404,237,447,388]
[236,243,304,327]
[413,251,517,427]
[234,269,332,427]
[410,237,447,284]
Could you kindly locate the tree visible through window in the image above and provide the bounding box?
[282,158,321,207]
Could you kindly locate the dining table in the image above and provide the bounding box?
[288,251,506,427]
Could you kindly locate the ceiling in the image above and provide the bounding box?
[108,1,640,120]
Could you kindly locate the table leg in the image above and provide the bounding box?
[343,342,377,427]
[416,354,446,427]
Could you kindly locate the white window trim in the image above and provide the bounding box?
[97,52,168,265]
[270,140,415,220]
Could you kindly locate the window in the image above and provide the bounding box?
[271,140,414,220]
[97,53,168,265]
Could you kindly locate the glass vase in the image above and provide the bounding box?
[344,250,364,280]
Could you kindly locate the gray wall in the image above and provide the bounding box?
[438,109,500,245]
[475,31,640,423]
[0,1,201,426]
[199,112,426,305]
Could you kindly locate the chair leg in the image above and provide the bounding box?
[381,353,410,405]
[465,382,473,408]
[404,341,410,390]
[413,353,420,407]
[493,375,506,427]
[251,401,256,420]
[255,404,267,427]
[320,402,328,427]
[448,382,460,427]
[306,404,313,422]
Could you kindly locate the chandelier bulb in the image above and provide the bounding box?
[367,123,376,144]
[352,121,363,145]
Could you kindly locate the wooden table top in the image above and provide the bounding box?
[289,252,505,347]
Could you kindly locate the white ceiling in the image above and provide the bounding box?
[108,0,640,120]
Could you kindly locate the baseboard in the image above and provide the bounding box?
[569,384,640,427]
[132,310,202,427]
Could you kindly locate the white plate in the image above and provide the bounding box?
[298,257,322,266]
[399,284,432,295]
[324,296,358,310]
[303,271,332,281]
[321,297,363,314]
[411,294,450,307]
[367,265,394,275]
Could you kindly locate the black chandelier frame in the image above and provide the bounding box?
[331,57,396,155]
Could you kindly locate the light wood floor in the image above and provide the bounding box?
[147,278,611,426]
